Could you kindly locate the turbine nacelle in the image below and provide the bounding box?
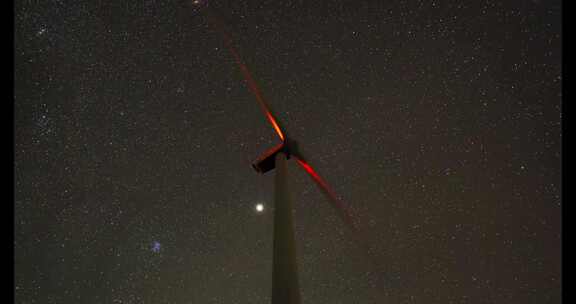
[251,138,300,174]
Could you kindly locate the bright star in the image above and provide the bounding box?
[256,203,264,213]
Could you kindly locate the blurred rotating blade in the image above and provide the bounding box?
[292,154,359,234]
[205,10,285,141]
[293,153,393,291]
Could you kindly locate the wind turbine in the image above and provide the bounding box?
[204,9,376,304]
[250,118,362,304]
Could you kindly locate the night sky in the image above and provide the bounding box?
[14,0,562,303]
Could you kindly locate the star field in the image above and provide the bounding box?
[15,0,561,303]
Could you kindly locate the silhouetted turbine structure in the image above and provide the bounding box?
[205,9,373,304]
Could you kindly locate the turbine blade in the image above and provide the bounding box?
[205,10,285,141]
[294,154,394,292]
[293,155,359,234]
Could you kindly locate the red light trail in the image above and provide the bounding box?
[206,11,285,141]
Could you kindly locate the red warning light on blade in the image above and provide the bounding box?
[207,12,285,141]
[266,112,285,141]
[295,157,358,232]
